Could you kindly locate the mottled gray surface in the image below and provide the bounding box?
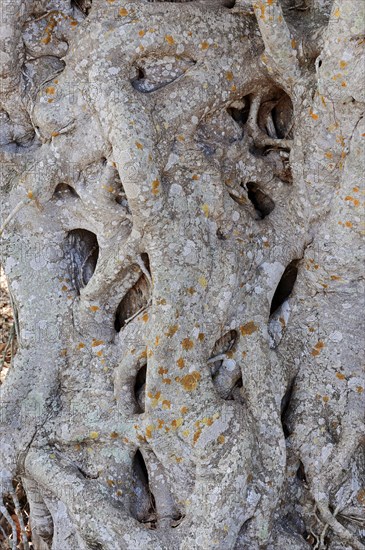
[0,0,364,548]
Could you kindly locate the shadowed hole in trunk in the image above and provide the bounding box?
[131,450,156,526]
[134,364,147,413]
[246,182,275,218]
[296,461,307,483]
[65,229,99,294]
[71,0,92,15]
[270,260,299,316]
[53,183,79,199]
[281,378,295,438]
[115,255,151,332]
[227,98,250,127]
[210,330,241,399]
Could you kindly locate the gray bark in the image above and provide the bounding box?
[0,0,364,548]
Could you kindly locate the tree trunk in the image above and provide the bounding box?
[0,0,364,548]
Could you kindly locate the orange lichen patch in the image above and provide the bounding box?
[192,174,200,181]
[96,350,103,357]
[171,418,183,429]
[70,20,78,27]
[353,187,360,192]
[139,29,145,37]
[311,340,325,356]
[119,7,129,16]
[325,151,333,159]
[345,221,353,228]
[263,241,270,248]
[139,349,147,360]
[107,479,115,487]
[46,86,55,95]
[155,335,160,346]
[322,396,329,403]
[156,298,167,305]
[217,435,225,444]
[157,419,165,429]
[267,0,274,5]
[187,287,196,295]
[202,417,213,426]
[77,342,85,350]
[145,425,154,438]
[122,437,129,444]
[334,7,340,17]
[165,35,175,45]
[61,284,68,291]
[162,378,172,385]
[336,372,346,380]
[89,431,99,439]
[89,305,99,312]
[193,429,202,444]
[110,431,119,439]
[339,60,348,69]
[198,276,208,288]
[92,339,104,347]
[177,135,185,142]
[341,81,347,87]
[201,41,209,50]
[198,333,205,342]
[151,179,160,195]
[345,196,360,207]
[181,406,188,415]
[357,489,365,505]
[231,84,237,92]
[165,324,178,337]
[162,400,171,409]
[291,38,296,49]
[182,429,190,437]
[158,367,169,376]
[314,264,319,270]
[309,109,319,120]
[142,312,149,322]
[226,71,234,81]
[47,99,54,103]
[177,357,185,369]
[135,141,143,150]
[356,386,364,394]
[181,338,194,350]
[240,321,258,336]
[330,275,342,281]
[179,371,201,391]
[116,490,123,497]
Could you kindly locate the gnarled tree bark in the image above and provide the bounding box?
[0,0,364,548]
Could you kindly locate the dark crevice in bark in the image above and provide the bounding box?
[65,229,99,294]
[281,378,296,438]
[246,182,275,219]
[53,183,79,200]
[258,89,294,140]
[227,100,250,128]
[270,260,299,316]
[296,461,307,483]
[71,0,92,16]
[210,330,241,399]
[134,364,147,413]
[131,451,156,526]
[114,274,150,332]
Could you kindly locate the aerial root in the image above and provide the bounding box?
[315,499,365,550]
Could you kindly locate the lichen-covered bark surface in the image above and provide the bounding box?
[0,0,364,548]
